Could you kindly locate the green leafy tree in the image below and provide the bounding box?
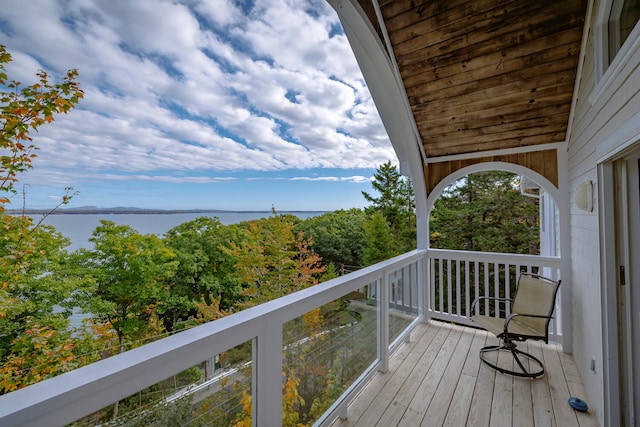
[297,208,366,270]
[0,220,83,359]
[161,217,241,331]
[430,171,540,254]
[1,43,84,319]
[76,220,178,352]
[362,161,416,253]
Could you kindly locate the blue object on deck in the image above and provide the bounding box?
[568,397,588,412]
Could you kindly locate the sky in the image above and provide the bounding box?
[0,0,396,211]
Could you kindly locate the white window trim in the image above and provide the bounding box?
[596,110,640,163]
[590,0,640,105]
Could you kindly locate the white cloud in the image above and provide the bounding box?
[290,175,372,183]
[1,0,395,189]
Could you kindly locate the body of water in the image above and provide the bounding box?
[40,211,325,251]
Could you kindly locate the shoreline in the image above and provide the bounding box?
[7,209,329,215]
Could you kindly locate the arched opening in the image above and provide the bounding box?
[422,162,563,345]
[429,171,543,255]
[426,162,559,218]
[427,164,558,257]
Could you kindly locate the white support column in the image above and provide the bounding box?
[253,324,282,427]
[328,0,431,328]
[557,147,573,353]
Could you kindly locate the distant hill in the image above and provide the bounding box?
[7,207,326,215]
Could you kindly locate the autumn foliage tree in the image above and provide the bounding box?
[0,45,85,392]
[0,46,82,202]
[226,214,325,310]
[0,43,83,289]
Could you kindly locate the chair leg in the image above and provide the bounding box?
[479,341,545,378]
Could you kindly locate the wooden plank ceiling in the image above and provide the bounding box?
[356,0,587,191]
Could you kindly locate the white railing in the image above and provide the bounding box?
[0,248,562,426]
[426,248,562,344]
[0,250,426,427]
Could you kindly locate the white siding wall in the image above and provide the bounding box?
[568,1,640,423]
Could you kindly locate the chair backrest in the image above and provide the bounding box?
[511,273,561,337]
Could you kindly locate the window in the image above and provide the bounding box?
[591,0,640,102]
[608,0,640,64]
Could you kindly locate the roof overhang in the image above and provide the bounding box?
[330,0,587,195]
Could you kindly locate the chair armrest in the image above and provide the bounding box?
[471,296,513,314]
[506,313,554,321]
[504,313,554,337]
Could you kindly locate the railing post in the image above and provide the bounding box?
[253,323,282,427]
[378,274,389,373]
[418,251,433,323]
[423,251,431,322]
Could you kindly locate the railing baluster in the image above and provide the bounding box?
[254,328,283,427]
[447,258,453,316]
[455,259,461,316]
[484,261,490,316]
[428,257,434,317]
[505,263,511,317]
[493,263,499,317]
[438,258,444,313]
[411,262,417,311]
[465,260,470,318]
[474,261,480,317]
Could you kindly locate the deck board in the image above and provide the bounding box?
[400,325,463,426]
[350,322,438,426]
[443,332,486,427]
[490,348,514,426]
[420,326,473,426]
[346,323,432,425]
[512,341,534,427]
[368,324,453,427]
[541,341,581,426]
[466,330,496,427]
[330,320,599,427]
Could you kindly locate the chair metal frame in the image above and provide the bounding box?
[470,272,561,378]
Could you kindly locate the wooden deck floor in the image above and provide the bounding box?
[330,320,599,427]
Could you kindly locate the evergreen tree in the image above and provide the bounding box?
[430,171,539,254]
[362,161,416,253]
[362,211,397,266]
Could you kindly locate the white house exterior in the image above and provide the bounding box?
[567,2,640,425]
